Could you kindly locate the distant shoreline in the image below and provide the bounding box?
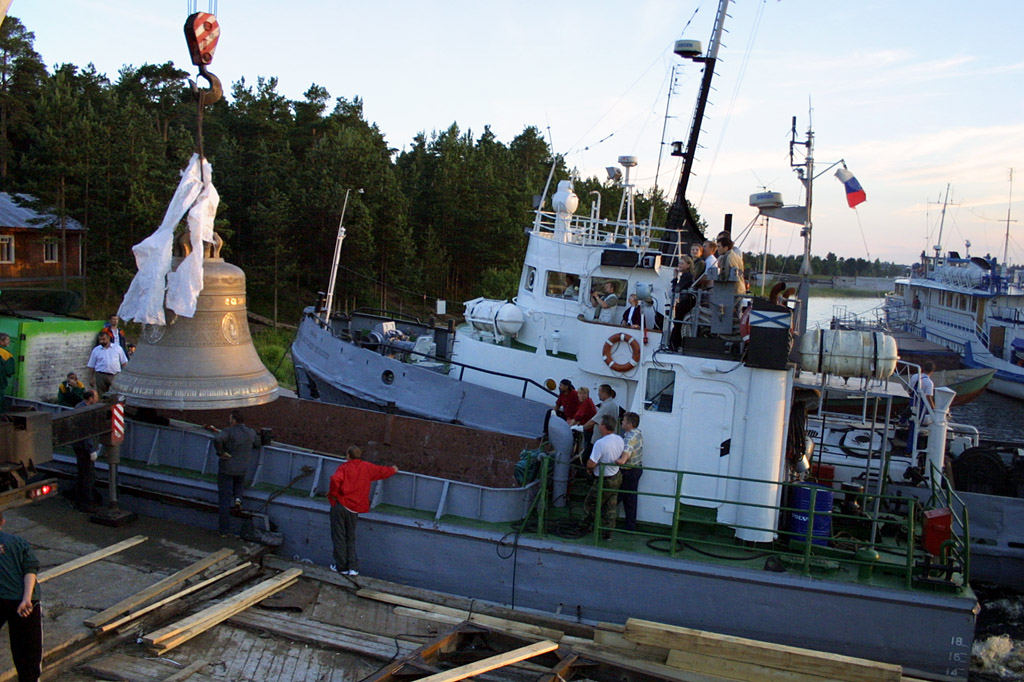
[809,286,888,298]
[752,286,889,299]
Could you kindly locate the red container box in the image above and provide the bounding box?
[922,508,953,557]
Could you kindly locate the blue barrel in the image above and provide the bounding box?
[790,484,833,546]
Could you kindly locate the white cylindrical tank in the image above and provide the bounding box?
[464,298,524,337]
[935,263,983,287]
[799,330,898,379]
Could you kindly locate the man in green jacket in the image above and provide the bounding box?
[0,511,42,682]
[0,333,15,412]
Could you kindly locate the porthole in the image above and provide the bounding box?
[382,370,395,385]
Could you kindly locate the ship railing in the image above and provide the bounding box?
[923,306,989,347]
[530,210,677,252]
[989,304,1024,325]
[359,333,558,401]
[925,461,971,583]
[528,456,969,589]
[882,295,912,328]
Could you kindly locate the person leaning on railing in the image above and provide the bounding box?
[615,412,643,532]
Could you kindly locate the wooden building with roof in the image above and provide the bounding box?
[0,192,85,287]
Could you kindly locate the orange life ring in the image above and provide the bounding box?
[602,333,641,372]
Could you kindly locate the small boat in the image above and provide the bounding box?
[822,366,995,413]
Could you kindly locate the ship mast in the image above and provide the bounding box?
[1002,168,1015,267]
[792,118,814,336]
[934,183,951,261]
[662,0,731,259]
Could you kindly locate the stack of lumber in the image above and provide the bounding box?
[142,567,302,654]
[616,618,903,682]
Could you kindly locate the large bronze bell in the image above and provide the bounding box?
[112,234,279,410]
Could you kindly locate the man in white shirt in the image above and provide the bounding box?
[906,361,935,454]
[702,240,719,287]
[87,331,129,395]
[580,414,624,540]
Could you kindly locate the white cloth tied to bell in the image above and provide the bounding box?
[118,154,220,325]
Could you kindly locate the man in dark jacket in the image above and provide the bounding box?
[0,511,42,682]
[213,411,259,536]
[71,390,100,512]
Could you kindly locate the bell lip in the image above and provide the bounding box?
[113,389,280,411]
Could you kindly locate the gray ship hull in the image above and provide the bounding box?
[291,313,551,439]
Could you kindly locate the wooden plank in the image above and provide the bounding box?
[162,660,209,682]
[391,606,564,642]
[624,619,902,682]
[358,589,563,641]
[86,548,235,628]
[38,535,148,583]
[151,576,299,653]
[145,568,300,645]
[145,569,302,651]
[229,609,419,661]
[570,646,735,682]
[82,653,221,682]
[98,562,253,633]
[667,649,827,682]
[592,627,669,662]
[411,641,558,682]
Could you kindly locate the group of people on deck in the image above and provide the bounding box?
[585,231,745,339]
[554,380,644,539]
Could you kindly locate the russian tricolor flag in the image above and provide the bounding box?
[835,167,866,208]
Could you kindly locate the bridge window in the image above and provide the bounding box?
[589,277,627,304]
[645,369,675,412]
[546,271,580,300]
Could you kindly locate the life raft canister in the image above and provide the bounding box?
[602,333,641,372]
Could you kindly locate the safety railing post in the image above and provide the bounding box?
[594,465,605,544]
[669,471,684,558]
[802,486,816,576]
[906,499,917,589]
[537,455,549,537]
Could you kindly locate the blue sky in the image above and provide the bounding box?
[13,0,1024,264]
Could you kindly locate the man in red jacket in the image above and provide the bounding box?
[328,446,398,576]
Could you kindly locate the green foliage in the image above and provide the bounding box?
[476,267,520,300]
[745,251,906,278]
[251,326,297,390]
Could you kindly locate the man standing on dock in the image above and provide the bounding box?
[328,446,397,576]
[0,511,42,682]
[213,411,259,536]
